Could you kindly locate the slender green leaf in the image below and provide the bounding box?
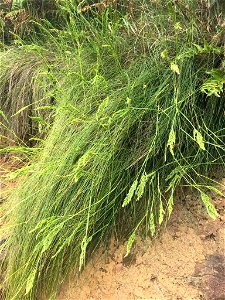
[200,192,219,220]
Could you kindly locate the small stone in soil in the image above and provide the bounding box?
[114,263,124,272]
[149,275,157,281]
[99,267,107,273]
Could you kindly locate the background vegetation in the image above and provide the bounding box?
[0,1,225,299]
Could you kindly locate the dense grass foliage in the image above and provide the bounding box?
[0,47,55,145]
[1,1,225,299]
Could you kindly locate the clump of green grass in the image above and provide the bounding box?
[1,1,225,299]
[0,46,56,145]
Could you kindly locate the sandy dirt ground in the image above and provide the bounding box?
[0,155,25,248]
[0,156,18,230]
[57,187,225,300]
[0,157,224,300]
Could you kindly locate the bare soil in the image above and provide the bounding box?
[0,155,19,229]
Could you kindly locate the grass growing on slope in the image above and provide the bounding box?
[1,1,225,299]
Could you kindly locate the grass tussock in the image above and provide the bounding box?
[0,47,56,145]
[1,1,225,299]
